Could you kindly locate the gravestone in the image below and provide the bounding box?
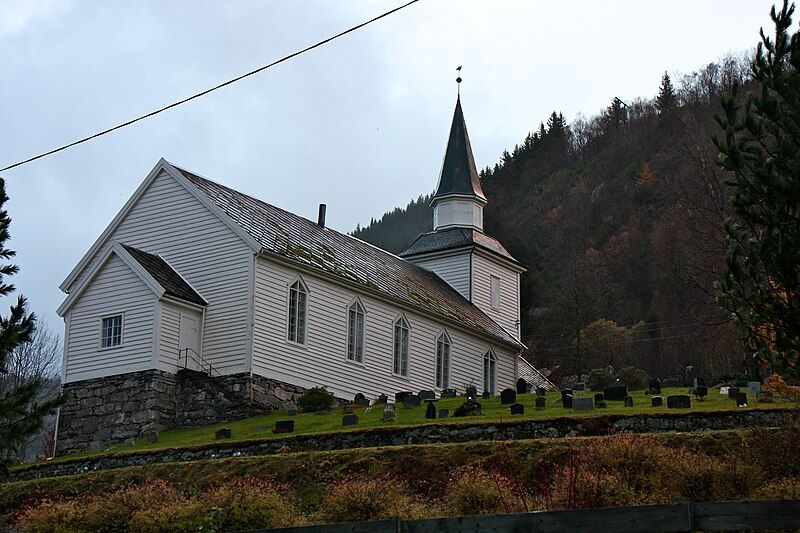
[353,393,369,407]
[697,376,707,387]
[574,382,587,391]
[535,396,547,410]
[342,414,359,426]
[482,390,491,400]
[736,392,748,407]
[648,378,662,395]
[694,386,708,400]
[439,408,449,419]
[536,387,547,397]
[594,393,605,404]
[466,386,478,398]
[624,395,634,408]
[684,366,695,387]
[425,401,437,419]
[728,387,740,399]
[342,403,353,414]
[604,385,628,401]
[760,391,774,398]
[383,405,396,422]
[651,396,664,407]
[148,430,159,444]
[402,394,421,408]
[89,441,101,452]
[395,391,412,403]
[667,395,691,409]
[377,394,388,404]
[419,390,436,401]
[573,397,594,411]
[215,428,232,439]
[441,388,457,398]
[274,420,294,434]
[454,398,482,417]
[287,409,297,417]
[124,438,135,446]
[516,377,528,394]
[561,389,574,408]
[720,386,730,396]
[748,381,761,394]
[500,388,517,405]
[510,403,524,415]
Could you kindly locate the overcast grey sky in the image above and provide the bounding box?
[0,0,776,334]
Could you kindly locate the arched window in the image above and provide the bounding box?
[436,331,451,389]
[347,300,365,363]
[483,349,497,395]
[287,279,308,344]
[393,316,410,376]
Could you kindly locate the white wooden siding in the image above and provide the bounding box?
[252,256,516,400]
[472,252,521,340]
[158,301,179,372]
[407,252,471,300]
[64,254,155,382]
[65,170,253,374]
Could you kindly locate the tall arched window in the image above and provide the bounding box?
[347,300,365,363]
[436,332,451,389]
[287,279,308,344]
[483,349,497,395]
[393,316,410,376]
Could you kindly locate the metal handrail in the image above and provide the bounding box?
[177,347,220,377]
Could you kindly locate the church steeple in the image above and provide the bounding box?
[431,96,487,231]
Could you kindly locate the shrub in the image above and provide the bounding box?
[739,421,800,478]
[297,386,336,412]
[586,368,614,391]
[750,478,800,500]
[615,367,649,390]
[316,476,425,523]
[445,467,527,515]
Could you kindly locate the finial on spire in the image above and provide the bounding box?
[456,65,462,96]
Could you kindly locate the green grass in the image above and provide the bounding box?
[45,386,786,463]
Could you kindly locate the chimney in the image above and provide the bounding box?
[317,204,327,228]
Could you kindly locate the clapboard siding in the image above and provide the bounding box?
[65,254,155,382]
[252,256,516,400]
[407,252,471,299]
[65,170,252,374]
[157,302,180,372]
[472,252,520,340]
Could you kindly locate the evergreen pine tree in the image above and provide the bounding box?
[714,0,800,378]
[0,179,62,473]
[656,71,677,114]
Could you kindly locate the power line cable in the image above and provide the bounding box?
[0,0,420,173]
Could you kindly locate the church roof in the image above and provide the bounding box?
[431,97,486,204]
[400,227,522,267]
[174,165,523,350]
[122,244,207,306]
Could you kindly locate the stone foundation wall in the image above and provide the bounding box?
[57,370,306,454]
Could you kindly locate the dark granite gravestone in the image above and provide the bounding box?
[594,393,605,404]
[684,366,695,386]
[287,409,297,417]
[466,386,478,398]
[624,396,634,408]
[342,414,359,426]
[148,430,159,444]
[439,408,449,418]
[516,377,528,394]
[482,390,491,400]
[441,388,457,398]
[510,403,524,415]
[419,390,436,401]
[377,394,388,404]
[667,395,691,409]
[89,441,101,452]
[648,378,662,395]
[604,385,628,401]
[353,393,369,407]
[736,392,748,407]
[561,389,573,408]
[342,403,353,414]
[573,397,594,410]
[500,388,517,405]
[694,386,708,400]
[454,398,482,417]
[274,420,294,434]
[535,396,546,410]
[697,376,707,387]
[651,396,664,407]
[425,401,437,419]
[536,387,547,397]
[402,394,421,408]
[728,387,740,399]
[574,382,587,391]
[215,428,232,439]
[395,391,412,403]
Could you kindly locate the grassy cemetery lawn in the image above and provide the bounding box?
[48,386,788,460]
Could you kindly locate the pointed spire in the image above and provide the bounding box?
[432,96,486,205]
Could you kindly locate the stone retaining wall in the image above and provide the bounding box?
[57,370,306,454]
[31,408,798,482]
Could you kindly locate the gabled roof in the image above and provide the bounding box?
[400,227,523,269]
[173,164,523,350]
[121,245,207,306]
[431,96,486,205]
[57,242,206,316]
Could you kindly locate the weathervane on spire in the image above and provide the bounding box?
[456,66,462,97]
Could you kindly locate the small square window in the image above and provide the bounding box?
[101,315,122,348]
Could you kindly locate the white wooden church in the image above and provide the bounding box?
[55,97,550,452]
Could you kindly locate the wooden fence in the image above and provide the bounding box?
[255,499,800,532]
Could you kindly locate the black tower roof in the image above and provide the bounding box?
[431,97,486,204]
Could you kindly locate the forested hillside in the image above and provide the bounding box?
[352,55,752,379]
